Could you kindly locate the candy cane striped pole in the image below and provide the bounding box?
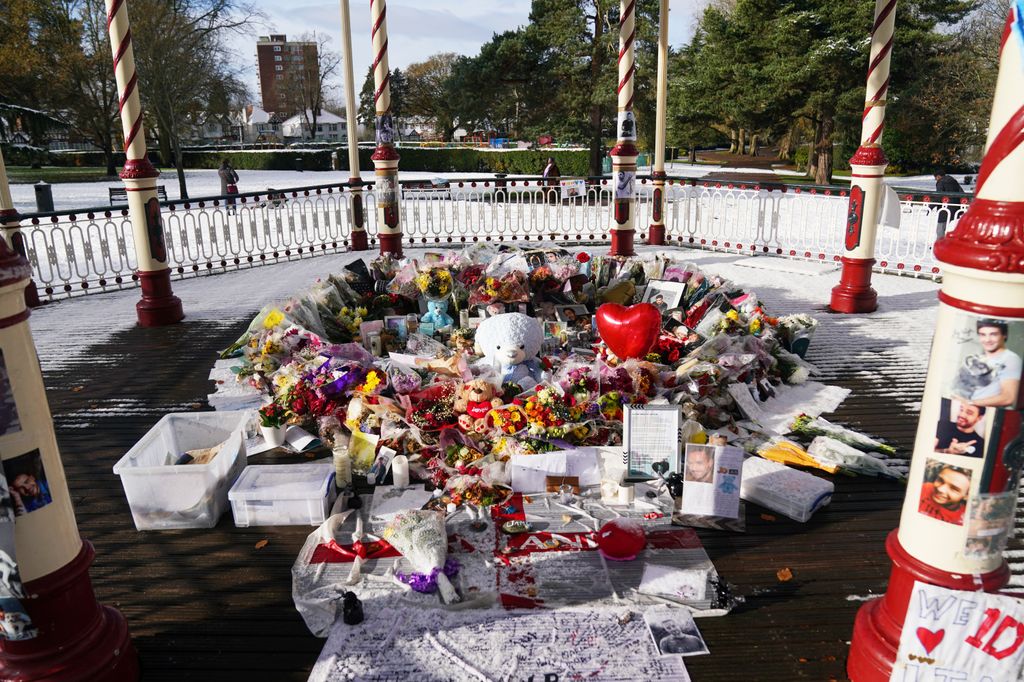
[0,147,39,307]
[339,0,367,251]
[105,0,183,326]
[830,0,897,314]
[609,0,639,257]
[0,240,139,679]
[647,0,669,247]
[848,6,1024,680]
[369,0,402,257]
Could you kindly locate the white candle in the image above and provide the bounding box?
[459,309,469,328]
[333,445,353,487]
[392,454,410,488]
[617,483,635,505]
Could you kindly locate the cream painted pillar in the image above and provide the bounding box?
[849,6,1024,679]
[340,0,368,251]
[608,0,639,257]
[105,0,183,326]
[369,0,402,256]
[648,0,669,246]
[830,0,897,314]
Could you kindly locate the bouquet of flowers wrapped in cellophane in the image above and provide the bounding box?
[380,510,460,603]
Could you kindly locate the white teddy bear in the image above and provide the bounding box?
[474,313,544,387]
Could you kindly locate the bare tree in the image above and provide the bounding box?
[280,31,340,140]
[130,0,259,198]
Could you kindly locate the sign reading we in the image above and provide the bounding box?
[891,581,1024,681]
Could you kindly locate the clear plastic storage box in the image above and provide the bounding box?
[740,456,834,523]
[228,462,336,527]
[113,411,250,530]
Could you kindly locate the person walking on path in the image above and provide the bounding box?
[219,159,240,214]
[542,156,560,203]
[933,169,964,241]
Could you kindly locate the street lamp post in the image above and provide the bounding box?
[848,6,1024,679]
[105,0,183,326]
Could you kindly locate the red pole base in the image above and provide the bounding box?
[830,256,878,314]
[379,232,403,258]
[648,223,666,246]
[0,541,139,681]
[609,229,635,257]
[848,530,1009,681]
[350,229,369,252]
[136,268,183,327]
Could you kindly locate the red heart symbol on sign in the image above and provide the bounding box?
[596,303,662,360]
[916,627,945,654]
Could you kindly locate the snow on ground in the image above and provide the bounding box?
[8,163,970,214]
[28,244,940,396]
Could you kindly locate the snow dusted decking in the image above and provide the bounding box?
[28,246,998,680]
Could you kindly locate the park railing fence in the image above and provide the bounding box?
[9,175,971,301]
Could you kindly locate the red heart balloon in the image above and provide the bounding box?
[596,303,662,360]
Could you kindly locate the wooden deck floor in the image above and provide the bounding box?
[42,306,932,681]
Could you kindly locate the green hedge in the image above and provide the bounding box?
[50,150,159,167]
[338,147,590,176]
[793,146,851,174]
[182,150,334,171]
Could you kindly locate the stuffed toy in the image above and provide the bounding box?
[454,379,503,432]
[421,299,454,328]
[475,313,544,386]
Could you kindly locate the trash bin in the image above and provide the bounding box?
[34,182,54,213]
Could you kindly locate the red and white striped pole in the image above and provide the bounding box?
[339,0,368,251]
[369,0,402,257]
[0,148,40,308]
[0,240,138,679]
[848,6,1024,679]
[830,0,897,314]
[648,0,669,246]
[105,0,183,326]
[609,0,638,257]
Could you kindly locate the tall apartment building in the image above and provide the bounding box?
[256,34,318,113]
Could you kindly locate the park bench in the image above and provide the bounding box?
[109,185,167,206]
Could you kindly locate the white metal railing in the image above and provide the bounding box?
[10,176,970,301]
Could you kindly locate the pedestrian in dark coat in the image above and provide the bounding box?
[933,170,964,241]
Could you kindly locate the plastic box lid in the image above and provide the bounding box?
[741,456,834,522]
[229,462,335,502]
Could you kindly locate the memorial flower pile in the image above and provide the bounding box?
[222,245,842,498]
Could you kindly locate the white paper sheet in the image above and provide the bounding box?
[509,448,602,493]
[680,444,743,519]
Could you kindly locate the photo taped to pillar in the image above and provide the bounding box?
[0,468,36,641]
[375,114,395,146]
[933,397,989,457]
[378,176,398,207]
[944,312,1024,410]
[2,449,53,516]
[615,170,635,200]
[617,111,636,141]
[0,350,19,437]
[917,457,971,526]
[963,491,1015,561]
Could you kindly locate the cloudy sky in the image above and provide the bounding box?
[234,0,705,107]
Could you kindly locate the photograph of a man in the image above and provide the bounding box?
[684,446,715,484]
[918,459,971,526]
[952,318,1022,408]
[934,398,986,457]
